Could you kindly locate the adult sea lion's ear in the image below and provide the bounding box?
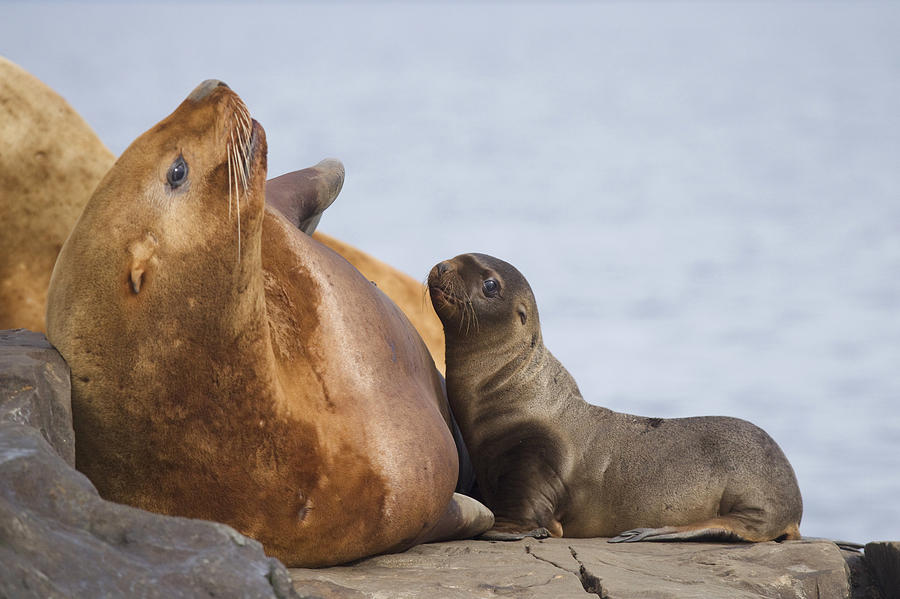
[517,306,527,325]
[265,158,345,235]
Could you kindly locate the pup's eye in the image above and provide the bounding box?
[482,279,500,297]
[167,155,189,188]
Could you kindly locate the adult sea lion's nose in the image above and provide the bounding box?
[187,79,230,101]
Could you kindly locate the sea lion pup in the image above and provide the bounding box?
[428,253,803,543]
[46,80,492,567]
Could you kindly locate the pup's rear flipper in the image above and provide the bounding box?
[609,526,745,543]
[609,517,801,543]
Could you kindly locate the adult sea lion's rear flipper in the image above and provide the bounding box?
[266,158,344,235]
[419,493,495,544]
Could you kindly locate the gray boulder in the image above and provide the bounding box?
[0,329,74,465]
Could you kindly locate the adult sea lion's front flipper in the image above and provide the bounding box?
[266,158,344,235]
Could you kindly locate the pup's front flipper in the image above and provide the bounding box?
[479,527,552,541]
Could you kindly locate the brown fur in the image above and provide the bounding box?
[429,253,803,543]
[313,231,446,374]
[46,81,490,567]
[0,56,115,332]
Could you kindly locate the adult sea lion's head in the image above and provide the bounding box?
[48,80,269,354]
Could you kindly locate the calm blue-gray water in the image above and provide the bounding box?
[2,1,898,543]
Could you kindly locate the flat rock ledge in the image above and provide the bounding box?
[291,537,884,599]
[1,329,896,599]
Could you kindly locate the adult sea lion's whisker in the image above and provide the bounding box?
[228,130,242,260]
[236,138,248,192]
[227,143,233,220]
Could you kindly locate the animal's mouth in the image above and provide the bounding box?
[427,269,463,311]
[428,284,457,306]
[428,268,479,334]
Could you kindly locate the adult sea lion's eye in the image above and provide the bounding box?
[482,279,499,297]
[167,155,189,188]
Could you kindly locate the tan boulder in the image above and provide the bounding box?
[0,56,115,333]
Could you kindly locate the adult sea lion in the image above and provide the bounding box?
[265,168,446,372]
[312,232,446,373]
[428,252,803,543]
[265,158,345,236]
[46,80,492,567]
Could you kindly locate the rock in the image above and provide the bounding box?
[0,329,299,599]
[865,542,899,599]
[844,546,886,599]
[0,329,74,465]
[291,537,856,599]
[292,540,587,598]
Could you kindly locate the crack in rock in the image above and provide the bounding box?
[525,544,576,573]
[570,547,609,598]
[524,544,610,597]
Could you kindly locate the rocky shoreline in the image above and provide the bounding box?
[291,536,889,599]
[1,329,895,599]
